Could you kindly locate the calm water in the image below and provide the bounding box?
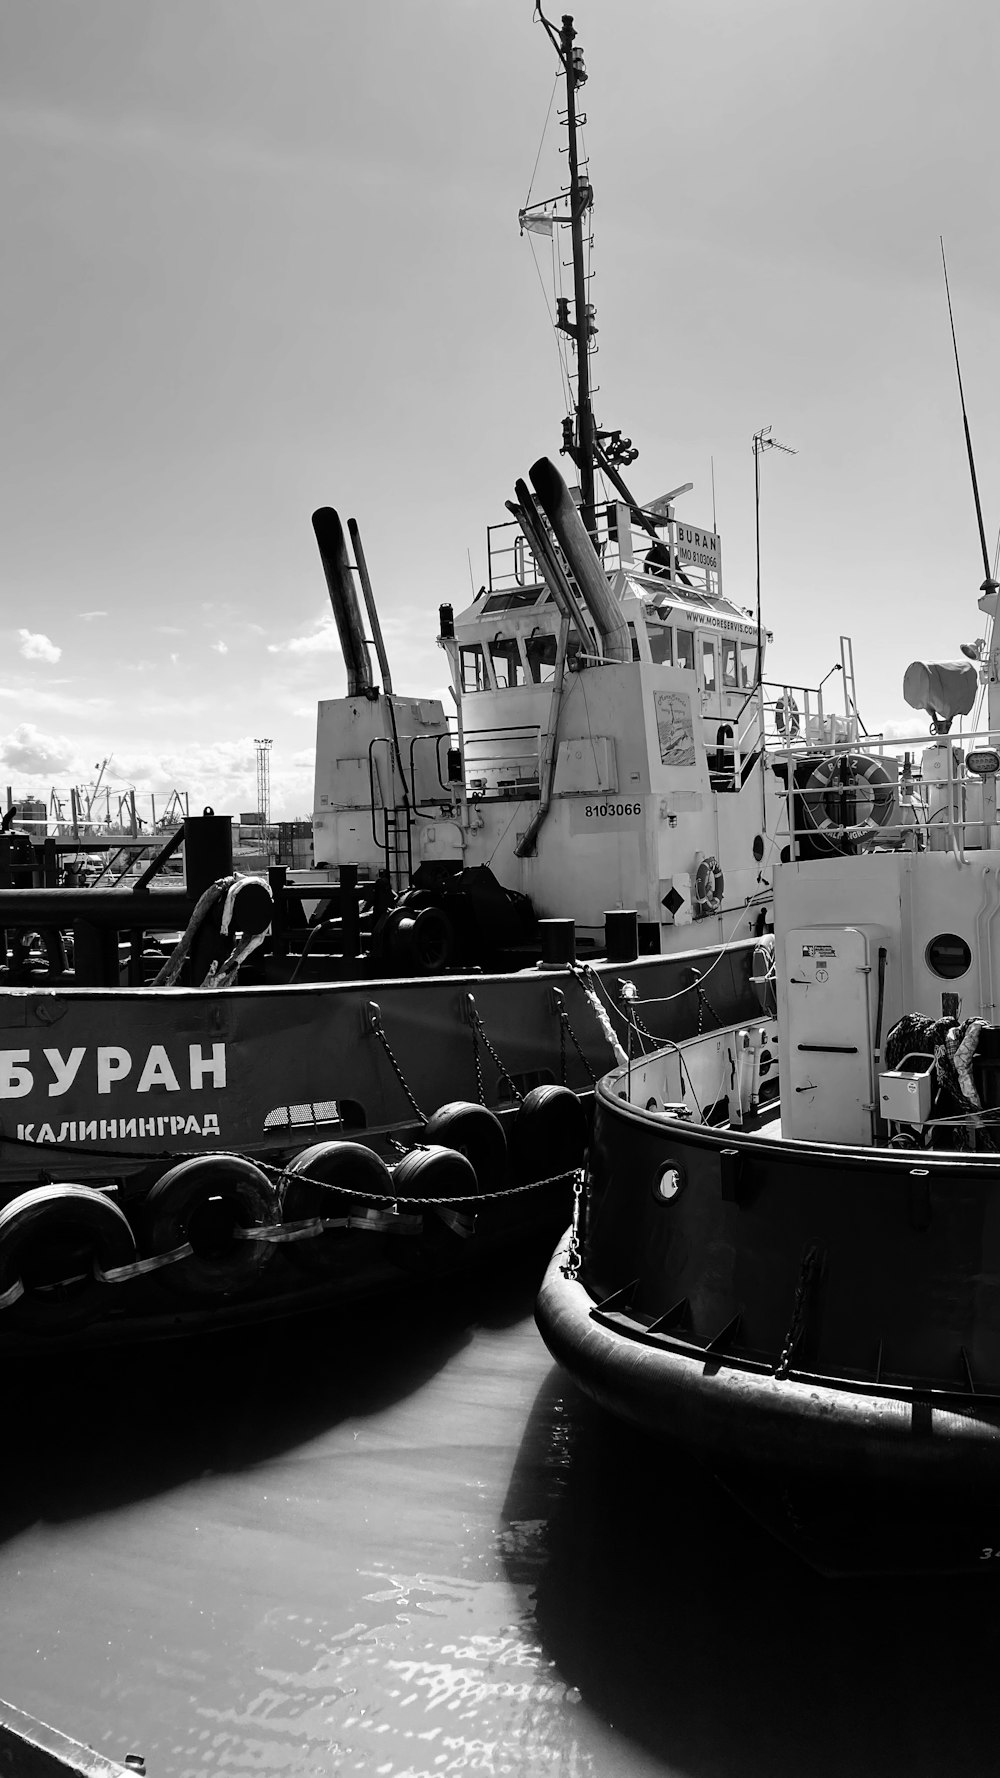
[2,1255,999,1777]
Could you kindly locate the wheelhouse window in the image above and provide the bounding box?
[722,640,739,689]
[461,644,489,693]
[676,629,695,671]
[489,637,525,689]
[702,639,717,691]
[648,624,673,666]
[526,633,557,683]
[741,642,758,689]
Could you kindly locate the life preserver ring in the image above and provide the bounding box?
[280,1140,396,1273]
[140,1153,279,1299]
[774,695,800,738]
[801,754,894,837]
[693,856,725,915]
[511,1084,587,1183]
[0,1183,138,1332]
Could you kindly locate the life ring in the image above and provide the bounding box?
[511,1085,587,1184]
[0,1183,138,1332]
[774,694,800,738]
[389,1143,480,1264]
[280,1140,396,1273]
[140,1153,279,1299]
[801,754,894,837]
[422,1101,507,1191]
[693,856,725,915]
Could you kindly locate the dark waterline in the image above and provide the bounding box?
[1,1256,998,1777]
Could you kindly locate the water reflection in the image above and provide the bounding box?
[3,1267,998,1778]
[504,1368,1000,1778]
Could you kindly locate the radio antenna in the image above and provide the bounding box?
[941,237,995,588]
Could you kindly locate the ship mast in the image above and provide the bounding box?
[531,11,597,542]
[530,11,640,548]
[559,14,596,541]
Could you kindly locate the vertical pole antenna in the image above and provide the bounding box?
[941,237,994,586]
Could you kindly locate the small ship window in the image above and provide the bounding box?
[722,641,739,689]
[461,645,489,693]
[925,933,972,979]
[676,629,695,671]
[648,626,673,666]
[702,639,717,691]
[741,642,757,688]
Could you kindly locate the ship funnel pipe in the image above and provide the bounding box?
[509,484,594,651]
[311,507,373,696]
[528,457,631,663]
[348,517,393,695]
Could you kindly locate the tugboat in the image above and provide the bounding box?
[0,13,823,1349]
[535,550,1000,1574]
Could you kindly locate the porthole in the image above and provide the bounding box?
[924,933,972,980]
[652,1160,684,1203]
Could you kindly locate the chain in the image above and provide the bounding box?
[559,1008,599,1086]
[467,999,523,1104]
[696,984,724,1032]
[560,1170,586,1278]
[773,1244,823,1379]
[368,1003,426,1121]
[471,1021,487,1107]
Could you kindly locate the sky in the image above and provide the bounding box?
[1,0,998,822]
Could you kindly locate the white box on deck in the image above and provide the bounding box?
[783,924,886,1146]
[878,1065,933,1124]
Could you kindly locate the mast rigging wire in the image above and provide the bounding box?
[941,237,995,588]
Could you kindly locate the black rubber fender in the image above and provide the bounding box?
[422,1101,507,1192]
[140,1152,279,1299]
[0,1182,137,1333]
[280,1140,395,1273]
[390,1143,479,1204]
[512,1084,588,1182]
[389,1142,480,1264]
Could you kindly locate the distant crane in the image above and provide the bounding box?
[255,738,273,836]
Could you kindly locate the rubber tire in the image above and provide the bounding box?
[0,1183,137,1334]
[281,1140,395,1274]
[388,1143,480,1271]
[390,1144,479,1204]
[512,1084,588,1182]
[141,1153,279,1299]
[422,1101,507,1192]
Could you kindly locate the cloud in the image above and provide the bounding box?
[268,617,338,656]
[0,722,75,775]
[18,629,61,664]
[212,640,229,655]
[78,610,108,622]
[154,625,185,637]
